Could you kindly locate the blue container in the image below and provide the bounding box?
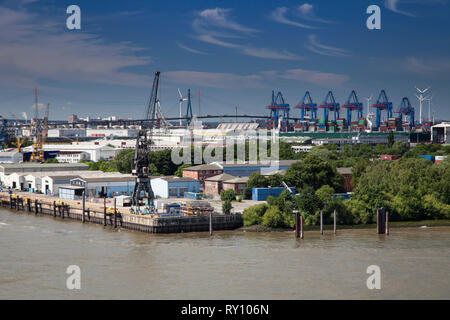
[419,155,435,162]
[252,187,296,201]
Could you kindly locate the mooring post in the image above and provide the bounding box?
[294,210,300,238]
[300,215,304,239]
[53,201,56,217]
[114,197,117,228]
[103,196,107,226]
[28,199,31,212]
[376,208,379,234]
[385,210,389,235]
[61,202,64,219]
[9,195,12,209]
[209,211,212,236]
[34,199,38,215]
[320,210,323,235]
[82,191,85,223]
[333,209,336,234]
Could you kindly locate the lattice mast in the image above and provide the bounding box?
[131,71,160,212]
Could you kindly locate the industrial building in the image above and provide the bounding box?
[336,167,353,192]
[432,122,450,144]
[150,176,200,198]
[56,151,89,163]
[0,151,23,163]
[0,163,88,176]
[23,144,118,162]
[204,173,235,196]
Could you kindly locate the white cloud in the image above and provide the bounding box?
[296,3,332,23]
[189,7,303,61]
[384,0,416,16]
[305,35,349,57]
[0,5,152,88]
[165,68,349,89]
[404,56,450,77]
[176,42,207,55]
[270,7,316,29]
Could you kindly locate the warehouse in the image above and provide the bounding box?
[66,175,136,198]
[432,122,450,144]
[204,173,235,196]
[150,176,200,199]
[0,151,23,163]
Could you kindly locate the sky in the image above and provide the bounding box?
[0,0,449,122]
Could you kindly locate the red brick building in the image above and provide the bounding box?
[182,164,223,190]
[337,167,353,192]
[203,173,235,196]
[222,177,249,195]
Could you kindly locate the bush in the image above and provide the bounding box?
[222,200,232,215]
[242,203,268,226]
[220,189,236,202]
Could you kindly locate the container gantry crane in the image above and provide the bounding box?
[295,91,317,122]
[131,71,160,214]
[319,91,340,122]
[266,91,290,132]
[372,90,393,129]
[395,97,415,129]
[342,90,363,125]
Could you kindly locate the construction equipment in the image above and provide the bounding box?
[342,90,363,126]
[29,88,45,163]
[319,91,340,123]
[395,97,415,129]
[12,136,26,152]
[131,71,160,214]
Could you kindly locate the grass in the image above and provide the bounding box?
[239,219,450,232]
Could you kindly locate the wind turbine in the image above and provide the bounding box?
[178,88,187,126]
[425,95,433,123]
[415,86,430,124]
[365,94,373,115]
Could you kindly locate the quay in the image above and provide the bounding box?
[0,192,243,234]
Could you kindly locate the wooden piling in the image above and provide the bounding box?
[295,210,300,238]
[113,197,117,228]
[320,210,323,235]
[53,201,56,217]
[103,196,107,226]
[385,210,389,235]
[333,209,336,234]
[34,199,38,215]
[300,215,304,239]
[61,202,64,219]
[82,191,85,223]
[209,211,212,236]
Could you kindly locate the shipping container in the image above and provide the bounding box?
[418,155,435,162]
[252,187,296,201]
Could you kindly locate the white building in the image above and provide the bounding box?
[0,151,23,163]
[56,151,89,163]
[24,144,119,162]
[86,128,137,138]
[48,128,86,138]
[432,122,450,144]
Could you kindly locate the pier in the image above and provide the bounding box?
[0,193,242,234]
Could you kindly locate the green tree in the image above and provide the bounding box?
[222,200,232,214]
[220,189,236,202]
[174,164,191,177]
[388,130,394,148]
[242,203,268,226]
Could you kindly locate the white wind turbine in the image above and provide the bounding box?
[178,88,188,126]
[425,95,433,123]
[365,94,374,132]
[415,86,430,124]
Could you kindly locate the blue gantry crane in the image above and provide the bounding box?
[372,90,393,129]
[395,97,415,129]
[319,91,340,122]
[295,91,317,122]
[342,90,363,125]
[266,90,290,131]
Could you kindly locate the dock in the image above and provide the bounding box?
[0,193,242,234]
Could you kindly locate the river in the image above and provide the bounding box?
[0,208,449,299]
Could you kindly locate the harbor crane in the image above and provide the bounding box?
[131,71,160,214]
[319,91,340,122]
[395,97,415,129]
[295,91,317,122]
[372,90,393,129]
[266,91,290,132]
[342,90,363,125]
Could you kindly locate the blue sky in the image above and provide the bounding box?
[0,0,449,121]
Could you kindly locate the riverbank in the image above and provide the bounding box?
[239,219,450,232]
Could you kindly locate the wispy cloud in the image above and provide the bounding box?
[305,35,349,57]
[188,8,302,61]
[384,0,416,17]
[270,7,316,29]
[0,5,152,88]
[404,56,450,77]
[176,42,207,55]
[270,3,333,29]
[165,68,349,89]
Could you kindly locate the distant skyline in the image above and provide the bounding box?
[0,0,449,121]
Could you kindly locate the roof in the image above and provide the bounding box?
[183,163,222,171]
[223,176,249,184]
[156,176,198,183]
[59,185,86,190]
[73,176,135,183]
[337,167,352,175]
[205,173,235,182]
[0,151,20,157]
[57,151,86,155]
[213,160,300,168]
[0,163,88,170]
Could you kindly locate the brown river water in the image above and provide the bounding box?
[0,208,449,299]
